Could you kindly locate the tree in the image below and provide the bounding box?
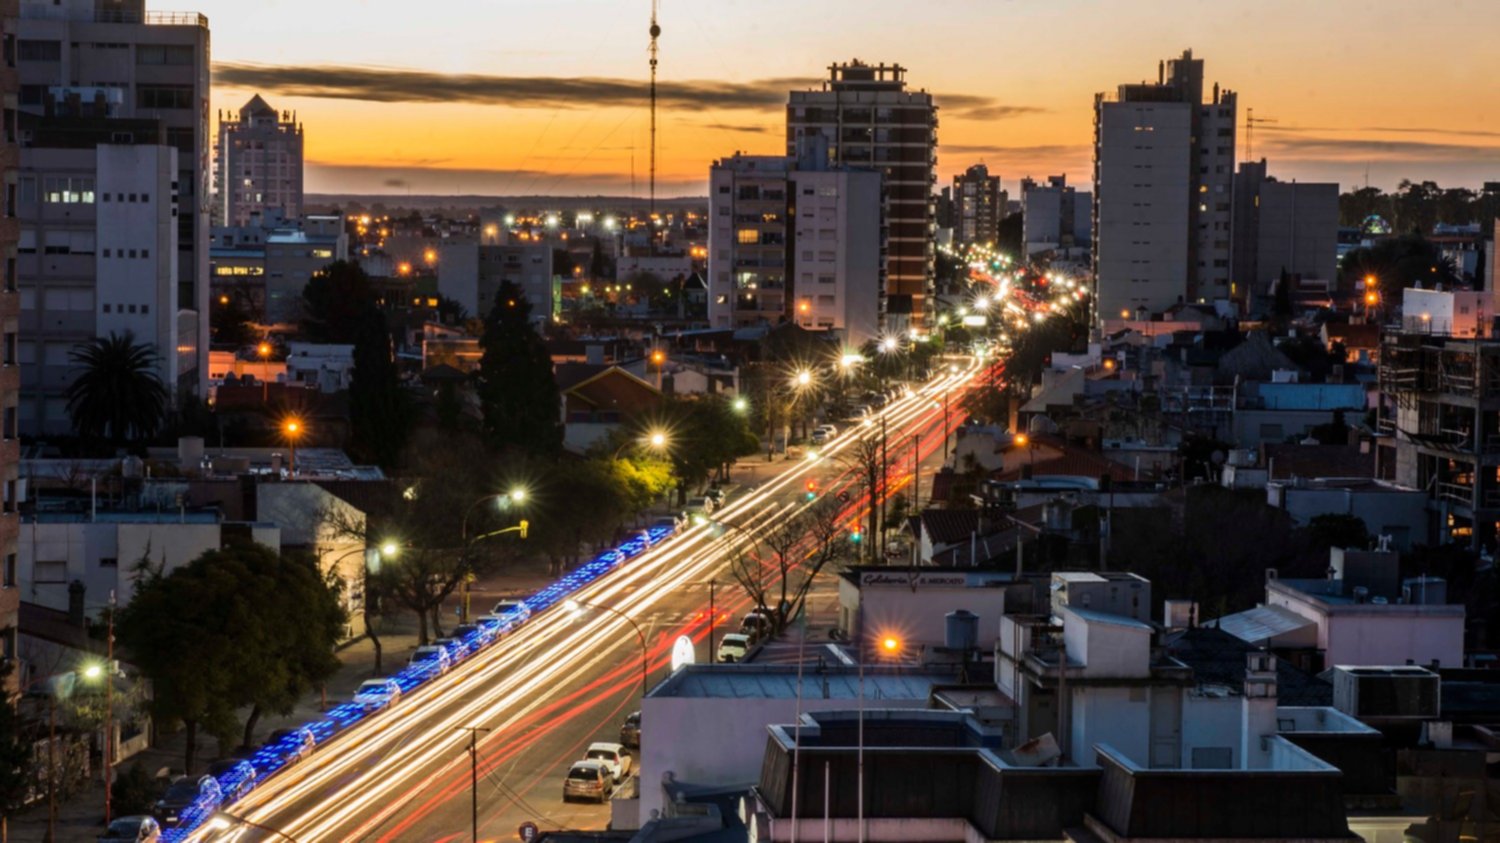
[1310,408,1351,446]
[301,260,376,344]
[348,307,413,468]
[996,211,1024,259]
[1302,512,1370,552]
[65,332,170,445]
[1340,232,1458,292]
[210,282,259,348]
[529,458,635,575]
[110,762,164,817]
[475,280,563,457]
[116,543,346,767]
[728,497,852,634]
[0,662,32,821]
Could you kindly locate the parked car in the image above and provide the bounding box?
[619,711,641,748]
[649,515,681,535]
[741,611,773,641]
[153,774,222,829]
[99,816,161,842]
[810,429,831,446]
[453,622,495,648]
[474,613,515,639]
[434,635,472,662]
[207,758,257,804]
[409,645,452,676]
[268,726,316,765]
[491,599,532,625]
[706,487,727,506]
[716,633,751,663]
[685,495,716,516]
[584,741,633,783]
[353,678,403,712]
[562,760,615,803]
[815,423,838,438]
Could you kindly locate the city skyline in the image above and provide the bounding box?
[202,0,1500,196]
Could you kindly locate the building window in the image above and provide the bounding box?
[98,557,118,568]
[43,177,95,204]
[136,44,195,66]
[137,84,194,109]
[736,229,759,245]
[17,39,62,61]
[2,553,14,588]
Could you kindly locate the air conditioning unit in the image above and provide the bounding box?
[1332,666,1439,720]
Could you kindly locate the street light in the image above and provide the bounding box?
[564,599,649,696]
[283,417,303,476]
[732,396,749,413]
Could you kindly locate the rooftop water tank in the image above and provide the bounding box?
[945,610,978,651]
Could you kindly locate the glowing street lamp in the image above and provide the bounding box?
[880,635,902,655]
[732,396,749,413]
[283,418,303,476]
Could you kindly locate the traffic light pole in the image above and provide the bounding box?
[456,725,492,843]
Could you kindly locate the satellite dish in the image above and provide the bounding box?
[671,634,696,671]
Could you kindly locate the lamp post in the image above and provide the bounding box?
[20,661,108,842]
[282,418,303,476]
[257,341,272,402]
[458,489,529,623]
[565,600,649,697]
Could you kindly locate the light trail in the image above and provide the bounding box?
[197,361,987,842]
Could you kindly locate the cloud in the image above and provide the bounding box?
[215,61,1020,119]
[306,162,705,197]
[949,104,1048,121]
[940,143,1086,157]
[699,122,777,134]
[217,61,820,111]
[1262,135,1500,162]
[1261,124,1500,139]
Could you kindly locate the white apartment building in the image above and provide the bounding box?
[788,60,935,332]
[1093,49,1236,325]
[707,152,881,346]
[17,0,211,398]
[437,241,555,324]
[1021,175,1091,256]
[18,142,181,435]
[214,94,304,227]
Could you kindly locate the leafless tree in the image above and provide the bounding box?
[728,497,852,634]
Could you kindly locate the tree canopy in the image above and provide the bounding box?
[116,543,345,768]
[1340,232,1459,292]
[347,305,413,468]
[65,331,170,445]
[301,260,376,344]
[475,280,563,457]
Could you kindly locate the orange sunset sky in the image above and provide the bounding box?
[202,0,1500,197]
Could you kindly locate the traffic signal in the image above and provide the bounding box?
[804,478,818,500]
[519,520,529,539]
[850,528,862,544]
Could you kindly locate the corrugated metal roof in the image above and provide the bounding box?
[651,666,943,700]
[1210,604,1314,644]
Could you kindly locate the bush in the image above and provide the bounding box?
[110,762,163,816]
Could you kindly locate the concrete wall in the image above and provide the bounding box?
[1062,607,1151,678]
[1069,685,1149,767]
[840,576,1013,650]
[1275,487,1428,549]
[639,694,930,820]
[1267,588,1465,669]
[1180,692,1242,768]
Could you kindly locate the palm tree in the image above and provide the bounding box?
[65,332,169,443]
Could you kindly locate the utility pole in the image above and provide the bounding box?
[707,580,716,661]
[104,591,115,826]
[456,726,492,843]
[878,412,888,561]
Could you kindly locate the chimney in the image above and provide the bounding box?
[67,580,87,628]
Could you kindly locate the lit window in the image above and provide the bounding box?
[736,229,759,245]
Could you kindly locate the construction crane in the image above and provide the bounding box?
[1245,107,1278,162]
[648,0,660,225]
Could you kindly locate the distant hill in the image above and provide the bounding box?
[305,194,708,213]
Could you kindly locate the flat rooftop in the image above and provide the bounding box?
[649,664,946,701]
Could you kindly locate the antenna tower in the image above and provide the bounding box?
[649,0,661,223]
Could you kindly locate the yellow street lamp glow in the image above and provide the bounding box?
[648,431,668,449]
[258,342,272,358]
[975,296,991,310]
[284,419,301,436]
[1014,433,1029,447]
[881,636,901,653]
[794,370,812,387]
[1364,291,1378,305]
[880,337,899,353]
[840,353,863,368]
[82,662,104,680]
[509,488,527,504]
[379,541,398,558]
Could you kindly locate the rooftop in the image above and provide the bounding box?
[648,664,945,701]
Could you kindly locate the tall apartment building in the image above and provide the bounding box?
[437,241,556,325]
[214,94,304,227]
[1020,174,1091,256]
[951,163,1003,247]
[16,0,210,414]
[1231,159,1338,312]
[706,149,882,347]
[787,61,936,333]
[0,0,21,693]
[1093,49,1236,325]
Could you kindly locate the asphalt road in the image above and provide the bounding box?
[196,360,987,843]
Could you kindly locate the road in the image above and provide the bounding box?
[199,360,990,843]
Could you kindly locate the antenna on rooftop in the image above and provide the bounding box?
[1245,107,1277,162]
[648,0,661,225]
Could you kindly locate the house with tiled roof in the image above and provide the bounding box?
[558,364,663,453]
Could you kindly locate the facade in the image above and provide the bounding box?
[17,137,181,435]
[1377,328,1500,547]
[1231,159,1339,311]
[214,94,303,226]
[18,512,280,615]
[0,0,19,694]
[436,241,555,324]
[1093,49,1236,325]
[210,211,346,325]
[952,163,1003,247]
[788,60,936,332]
[706,152,881,346]
[1021,174,1091,256]
[17,0,211,395]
